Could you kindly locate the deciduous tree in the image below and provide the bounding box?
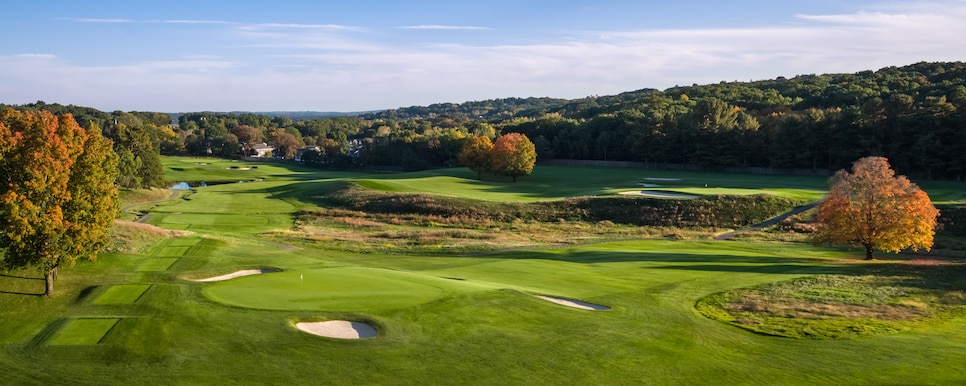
[490,133,536,182]
[458,135,493,180]
[0,109,119,295]
[813,156,939,260]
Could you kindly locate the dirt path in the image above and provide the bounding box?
[714,201,821,240]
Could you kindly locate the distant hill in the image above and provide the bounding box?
[168,110,375,124]
[353,89,662,121]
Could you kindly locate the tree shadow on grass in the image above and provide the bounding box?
[0,273,46,296]
[477,247,867,276]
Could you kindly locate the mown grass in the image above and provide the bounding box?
[92,285,151,305]
[45,319,120,345]
[355,165,830,202]
[3,156,966,385]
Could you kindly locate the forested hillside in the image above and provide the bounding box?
[5,61,966,179]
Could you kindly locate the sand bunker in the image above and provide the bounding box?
[192,269,279,282]
[619,190,699,199]
[296,321,377,339]
[536,295,611,311]
[644,177,682,181]
[638,183,663,187]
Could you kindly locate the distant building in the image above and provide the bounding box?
[294,146,321,162]
[250,143,274,158]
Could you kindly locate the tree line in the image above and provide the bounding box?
[5,61,966,180]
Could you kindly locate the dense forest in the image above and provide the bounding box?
[5,61,966,181]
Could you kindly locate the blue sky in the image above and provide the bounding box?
[2,0,966,112]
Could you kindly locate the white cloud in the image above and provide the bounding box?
[13,1,966,111]
[67,18,134,23]
[400,25,491,30]
[12,54,57,59]
[246,23,361,31]
[162,19,237,25]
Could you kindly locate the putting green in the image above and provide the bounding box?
[203,266,491,312]
[93,285,151,304]
[46,318,119,345]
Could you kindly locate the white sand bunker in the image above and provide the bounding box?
[192,268,279,282]
[638,183,663,187]
[536,295,611,311]
[620,190,698,199]
[296,321,377,339]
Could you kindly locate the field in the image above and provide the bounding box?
[1,156,965,385]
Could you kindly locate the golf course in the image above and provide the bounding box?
[2,156,965,385]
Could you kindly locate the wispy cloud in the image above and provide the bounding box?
[16,1,966,112]
[400,25,491,30]
[162,19,237,25]
[11,54,57,59]
[65,18,134,23]
[249,23,360,30]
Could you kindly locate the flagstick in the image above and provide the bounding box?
[300,273,303,289]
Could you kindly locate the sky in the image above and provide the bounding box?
[2,0,966,113]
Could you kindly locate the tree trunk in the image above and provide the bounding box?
[864,244,875,260]
[44,269,55,296]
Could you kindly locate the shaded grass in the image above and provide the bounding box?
[119,188,175,207]
[354,165,831,202]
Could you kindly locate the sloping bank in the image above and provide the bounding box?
[312,182,805,229]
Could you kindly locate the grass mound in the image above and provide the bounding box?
[696,260,966,339]
[107,221,191,254]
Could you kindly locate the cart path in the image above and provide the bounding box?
[714,201,822,240]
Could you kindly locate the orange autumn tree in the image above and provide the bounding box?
[0,109,119,295]
[457,135,493,180]
[813,156,939,260]
[490,133,536,182]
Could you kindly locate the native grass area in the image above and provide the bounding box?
[2,156,966,385]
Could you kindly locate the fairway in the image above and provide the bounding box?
[45,319,120,345]
[3,158,966,385]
